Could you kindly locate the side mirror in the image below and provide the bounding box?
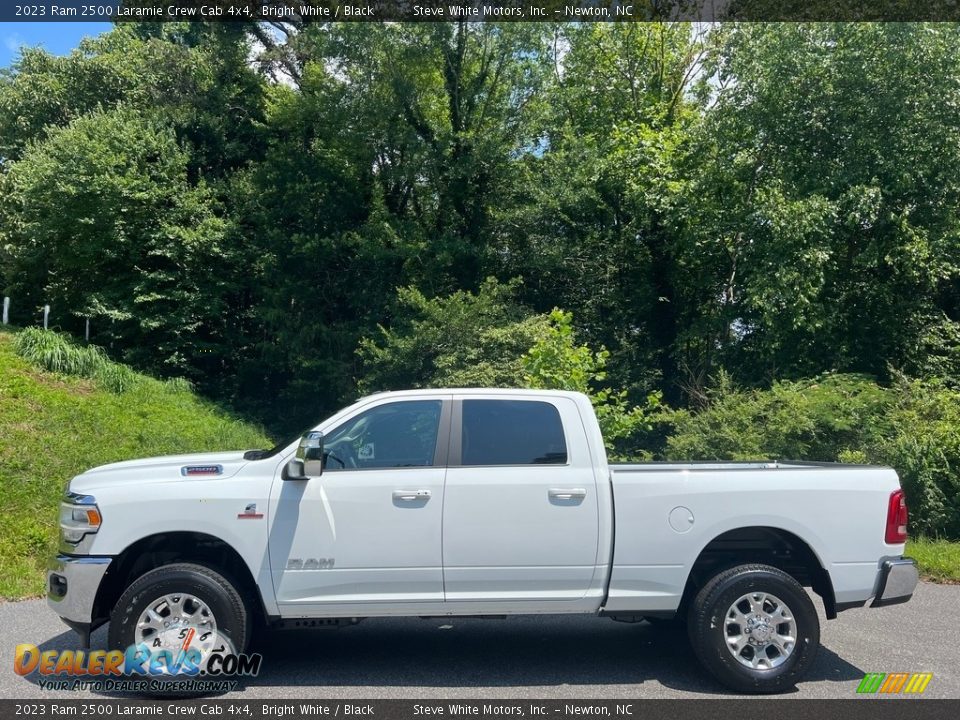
[285,431,324,480]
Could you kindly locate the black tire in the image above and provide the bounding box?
[687,564,820,694]
[108,563,250,693]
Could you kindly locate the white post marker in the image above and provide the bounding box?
[2,297,8,325]
[85,318,90,342]
[43,304,50,330]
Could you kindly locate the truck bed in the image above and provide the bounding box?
[611,460,872,472]
[604,459,902,614]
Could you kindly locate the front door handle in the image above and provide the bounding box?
[393,489,431,502]
[548,488,587,500]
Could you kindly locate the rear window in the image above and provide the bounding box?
[461,400,568,466]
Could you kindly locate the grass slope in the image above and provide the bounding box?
[0,329,272,599]
[908,538,960,583]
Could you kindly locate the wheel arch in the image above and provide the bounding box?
[678,526,837,621]
[92,531,267,629]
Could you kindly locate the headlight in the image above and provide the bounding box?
[59,492,102,545]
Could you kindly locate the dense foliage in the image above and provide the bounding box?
[2,23,959,535]
[866,379,960,539]
[667,374,960,538]
[666,374,891,462]
[357,278,551,392]
[521,310,663,459]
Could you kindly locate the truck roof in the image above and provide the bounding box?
[359,388,590,402]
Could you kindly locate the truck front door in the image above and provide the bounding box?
[269,397,451,612]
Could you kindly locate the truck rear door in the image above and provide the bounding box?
[441,394,601,605]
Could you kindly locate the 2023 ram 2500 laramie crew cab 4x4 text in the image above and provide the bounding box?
[48,389,918,692]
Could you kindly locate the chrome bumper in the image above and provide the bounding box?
[47,554,112,635]
[871,557,919,608]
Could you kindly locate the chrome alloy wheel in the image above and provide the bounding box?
[135,593,219,667]
[724,591,797,670]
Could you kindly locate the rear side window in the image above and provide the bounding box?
[461,400,567,466]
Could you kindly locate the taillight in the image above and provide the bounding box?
[885,490,908,544]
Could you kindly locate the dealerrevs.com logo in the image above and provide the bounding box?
[14,628,262,693]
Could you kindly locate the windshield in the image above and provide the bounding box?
[243,430,306,461]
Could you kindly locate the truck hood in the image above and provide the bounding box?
[70,451,249,492]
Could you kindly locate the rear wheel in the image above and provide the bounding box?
[687,564,819,693]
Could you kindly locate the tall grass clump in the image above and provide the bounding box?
[14,327,108,376]
[14,328,138,392]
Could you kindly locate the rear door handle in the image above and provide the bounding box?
[393,489,431,501]
[548,488,587,500]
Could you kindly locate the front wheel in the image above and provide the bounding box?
[687,564,820,693]
[108,563,250,688]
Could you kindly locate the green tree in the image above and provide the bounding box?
[0,24,266,399]
[225,23,556,432]
[357,278,549,393]
[0,26,264,174]
[503,24,711,404]
[522,309,663,458]
[224,63,403,433]
[4,107,235,376]
[684,24,960,388]
[296,21,553,294]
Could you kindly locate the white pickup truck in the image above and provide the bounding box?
[48,389,918,693]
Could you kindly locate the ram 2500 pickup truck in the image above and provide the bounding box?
[48,389,918,692]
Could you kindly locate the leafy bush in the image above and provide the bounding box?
[864,379,960,539]
[665,373,960,540]
[665,373,891,462]
[357,278,551,392]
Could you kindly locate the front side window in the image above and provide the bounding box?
[323,400,443,471]
[461,400,568,466]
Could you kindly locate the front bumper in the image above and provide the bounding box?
[47,554,112,643]
[871,557,919,608]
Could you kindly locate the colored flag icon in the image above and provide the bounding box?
[856,673,932,694]
[904,673,934,694]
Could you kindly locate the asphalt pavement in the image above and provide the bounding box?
[1,582,957,699]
